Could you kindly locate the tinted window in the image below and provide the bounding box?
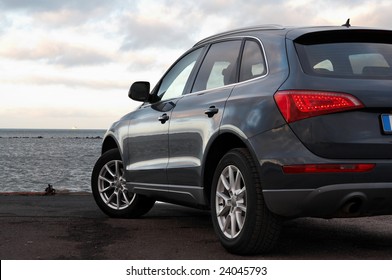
[240,40,267,82]
[296,42,392,79]
[157,48,202,101]
[192,40,242,92]
[349,53,389,74]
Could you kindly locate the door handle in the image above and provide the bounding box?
[204,106,219,118]
[158,113,169,124]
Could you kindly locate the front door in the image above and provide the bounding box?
[124,48,204,189]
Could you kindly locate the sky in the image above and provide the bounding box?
[1,0,392,129]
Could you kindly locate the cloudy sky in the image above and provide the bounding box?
[1,0,391,129]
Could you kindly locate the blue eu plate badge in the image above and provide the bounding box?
[381,114,392,134]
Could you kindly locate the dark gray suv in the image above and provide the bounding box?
[92,25,392,254]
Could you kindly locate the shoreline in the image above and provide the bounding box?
[0,191,91,196]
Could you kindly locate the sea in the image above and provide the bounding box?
[0,128,106,193]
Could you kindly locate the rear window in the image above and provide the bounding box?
[295,30,392,79]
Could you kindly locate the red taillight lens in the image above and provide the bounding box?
[274,90,364,123]
[282,163,375,174]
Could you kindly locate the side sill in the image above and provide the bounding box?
[126,182,208,209]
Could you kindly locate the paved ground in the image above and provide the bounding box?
[0,193,392,260]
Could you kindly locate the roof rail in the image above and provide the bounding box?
[194,24,285,46]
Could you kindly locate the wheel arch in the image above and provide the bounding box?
[101,135,120,155]
[202,132,254,206]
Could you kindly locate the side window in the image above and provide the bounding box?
[192,40,242,92]
[239,40,267,82]
[157,48,202,101]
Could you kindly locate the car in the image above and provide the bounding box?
[91,23,392,255]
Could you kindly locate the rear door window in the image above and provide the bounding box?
[192,40,242,92]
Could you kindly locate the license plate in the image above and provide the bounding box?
[381,114,392,134]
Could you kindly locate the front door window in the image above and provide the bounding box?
[157,48,203,101]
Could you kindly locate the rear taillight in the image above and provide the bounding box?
[282,163,375,174]
[274,90,364,123]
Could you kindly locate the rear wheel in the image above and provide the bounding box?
[211,148,281,254]
[91,148,155,218]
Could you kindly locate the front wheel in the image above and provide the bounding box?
[211,148,281,255]
[91,148,155,218]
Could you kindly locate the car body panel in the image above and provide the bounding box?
[123,100,176,185]
[167,86,234,186]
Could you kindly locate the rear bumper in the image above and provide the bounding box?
[263,182,392,218]
[248,124,392,218]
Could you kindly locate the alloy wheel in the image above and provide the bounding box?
[97,159,134,210]
[215,165,247,239]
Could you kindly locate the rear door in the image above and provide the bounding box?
[167,40,243,188]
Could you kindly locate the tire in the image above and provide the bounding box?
[91,148,155,218]
[210,148,281,255]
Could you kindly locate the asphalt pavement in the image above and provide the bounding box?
[0,193,392,260]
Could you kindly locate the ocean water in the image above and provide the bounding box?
[0,129,106,193]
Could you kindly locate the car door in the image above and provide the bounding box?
[167,40,243,194]
[124,48,204,187]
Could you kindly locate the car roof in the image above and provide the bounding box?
[194,24,391,46]
[194,25,287,46]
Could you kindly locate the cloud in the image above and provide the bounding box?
[0,39,113,67]
[119,2,197,50]
[118,0,353,53]
[25,75,129,90]
[1,0,392,130]
[120,18,194,50]
[0,15,12,35]
[0,0,124,29]
[0,0,116,12]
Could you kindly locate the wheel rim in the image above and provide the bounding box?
[215,165,247,239]
[97,159,134,210]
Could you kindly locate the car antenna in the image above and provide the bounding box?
[342,18,351,27]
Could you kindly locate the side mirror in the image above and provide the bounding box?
[128,81,150,102]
